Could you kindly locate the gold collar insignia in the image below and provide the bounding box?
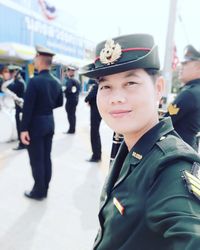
[100,39,122,65]
[168,103,180,115]
[132,152,143,160]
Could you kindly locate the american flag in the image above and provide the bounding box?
[38,0,57,20]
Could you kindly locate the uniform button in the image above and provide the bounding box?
[159,136,166,141]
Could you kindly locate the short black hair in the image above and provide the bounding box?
[145,68,160,83]
[0,64,8,74]
[145,68,160,76]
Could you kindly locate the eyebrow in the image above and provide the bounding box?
[98,70,139,83]
[98,77,106,83]
[124,71,139,78]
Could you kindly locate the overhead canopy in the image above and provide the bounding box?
[0,42,92,67]
[0,42,35,61]
[53,53,92,67]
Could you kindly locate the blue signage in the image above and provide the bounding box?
[0,2,92,59]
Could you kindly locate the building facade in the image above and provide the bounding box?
[0,0,94,66]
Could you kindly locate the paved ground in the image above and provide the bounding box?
[0,96,113,250]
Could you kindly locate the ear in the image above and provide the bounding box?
[155,76,165,101]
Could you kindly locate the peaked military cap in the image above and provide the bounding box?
[35,45,55,56]
[8,64,22,71]
[80,33,160,78]
[182,45,200,63]
[67,65,77,71]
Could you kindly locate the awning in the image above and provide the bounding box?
[0,42,92,66]
[53,53,92,67]
[0,42,35,61]
[0,48,8,56]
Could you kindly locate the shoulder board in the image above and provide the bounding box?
[156,135,198,159]
[183,162,200,200]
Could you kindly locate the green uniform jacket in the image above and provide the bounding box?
[94,118,200,250]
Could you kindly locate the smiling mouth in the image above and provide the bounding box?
[109,110,132,118]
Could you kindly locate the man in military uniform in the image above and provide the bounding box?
[80,34,200,249]
[109,132,124,165]
[63,65,80,134]
[21,46,63,200]
[166,45,200,151]
[0,65,23,107]
[7,65,26,150]
[85,79,102,162]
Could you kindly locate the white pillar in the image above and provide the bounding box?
[162,0,178,108]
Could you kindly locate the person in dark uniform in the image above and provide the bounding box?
[165,45,200,151]
[20,45,63,200]
[63,65,80,134]
[109,132,124,165]
[7,65,26,150]
[80,34,200,250]
[85,79,102,162]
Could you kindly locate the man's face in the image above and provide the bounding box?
[66,69,75,78]
[97,69,164,138]
[9,70,17,78]
[2,68,11,80]
[179,60,200,84]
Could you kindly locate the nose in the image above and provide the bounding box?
[178,65,183,74]
[109,89,126,105]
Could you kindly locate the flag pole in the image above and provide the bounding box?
[162,0,178,108]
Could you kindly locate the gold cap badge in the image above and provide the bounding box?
[100,39,122,65]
